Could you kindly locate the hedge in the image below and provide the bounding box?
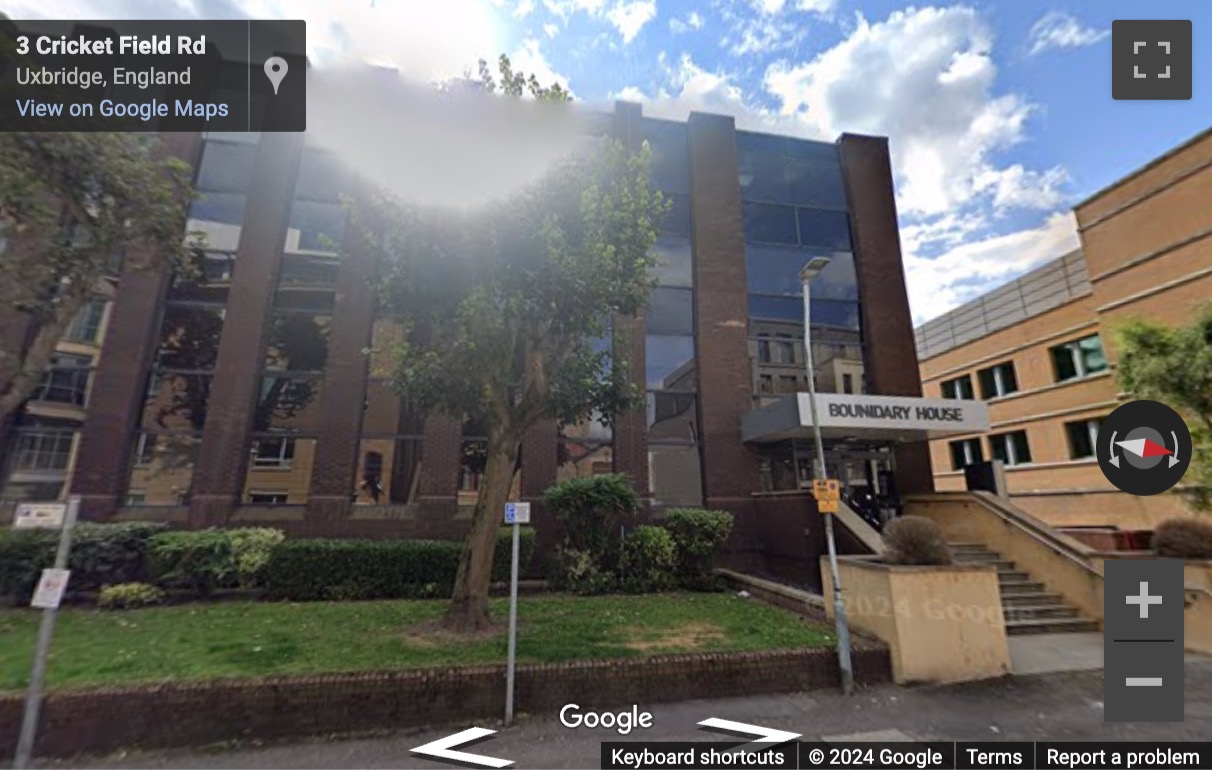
[0,522,167,602]
[263,528,537,601]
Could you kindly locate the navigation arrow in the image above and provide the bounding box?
[411,727,513,768]
[1170,431,1181,468]
[698,717,801,751]
[1109,430,1120,468]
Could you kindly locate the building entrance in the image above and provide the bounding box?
[758,439,900,526]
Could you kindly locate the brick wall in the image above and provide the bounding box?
[0,648,891,759]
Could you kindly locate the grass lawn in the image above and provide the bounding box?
[0,593,833,692]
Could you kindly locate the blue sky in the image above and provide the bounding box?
[11,0,1212,322]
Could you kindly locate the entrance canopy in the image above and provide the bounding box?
[742,392,988,443]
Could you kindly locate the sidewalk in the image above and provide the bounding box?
[48,658,1212,769]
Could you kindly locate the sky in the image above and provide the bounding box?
[8,0,1211,324]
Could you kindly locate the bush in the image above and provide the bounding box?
[98,582,165,610]
[147,529,235,594]
[0,522,166,603]
[1152,517,1212,559]
[619,526,677,593]
[549,547,617,595]
[543,474,638,567]
[228,528,286,589]
[882,516,953,566]
[662,508,734,589]
[263,529,535,602]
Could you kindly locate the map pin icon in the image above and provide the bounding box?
[264,56,288,95]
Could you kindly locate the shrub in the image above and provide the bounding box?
[543,474,637,567]
[0,522,166,603]
[619,525,677,593]
[263,529,535,602]
[147,529,235,594]
[662,508,734,589]
[228,528,286,589]
[549,547,617,595]
[98,582,165,610]
[1152,517,1212,559]
[881,516,953,566]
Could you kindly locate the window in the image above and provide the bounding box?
[125,491,146,506]
[1050,334,1108,382]
[648,445,703,507]
[265,312,331,371]
[778,374,799,393]
[156,304,225,370]
[1065,419,1102,459]
[742,202,799,244]
[989,430,1032,466]
[248,491,289,505]
[254,376,322,432]
[745,245,858,300]
[949,438,983,471]
[661,194,691,236]
[777,336,796,364]
[195,140,257,192]
[738,152,792,202]
[786,160,847,209]
[645,335,696,390]
[940,375,974,400]
[796,208,852,250]
[286,200,347,255]
[64,301,105,343]
[644,119,691,195]
[842,373,854,394]
[757,338,772,363]
[758,374,773,393]
[33,353,91,406]
[977,362,1019,399]
[646,288,694,336]
[10,430,75,471]
[133,433,156,467]
[251,437,295,468]
[652,236,693,288]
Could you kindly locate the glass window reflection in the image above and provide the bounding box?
[196,141,256,192]
[647,392,698,442]
[746,246,858,300]
[643,119,690,194]
[748,296,861,329]
[736,131,787,156]
[253,376,323,432]
[738,153,792,202]
[156,304,225,370]
[787,161,847,209]
[797,208,852,250]
[649,445,703,507]
[646,334,696,390]
[265,312,331,371]
[647,287,694,336]
[295,151,347,202]
[743,202,798,245]
[652,236,692,288]
[661,194,692,236]
[287,201,347,255]
[142,373,211,431]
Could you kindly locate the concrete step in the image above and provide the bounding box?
[950,542,996,553]
[997,570,1032,583]
[997,579,1046,593]
[1006,617,1100,636]
[1000,591,1065,607]
[1001,604,1079,622]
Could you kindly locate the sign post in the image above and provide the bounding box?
[13,496,80,770]
[502,501,530,727]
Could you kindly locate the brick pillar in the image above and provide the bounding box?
[611,101,650,496]
[305,208,377,520]
[69,132,204,521]
[687,112,761,506]
[188,132,306,527]
[521,420,557,500]
[0,309,35,468]
[838,133,933,495]
[415,413,461,522]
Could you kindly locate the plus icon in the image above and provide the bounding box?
[1126,581,1163,619]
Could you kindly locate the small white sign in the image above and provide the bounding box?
[504,501,531,524]
[13,503,67,530]
[31,569,71,609]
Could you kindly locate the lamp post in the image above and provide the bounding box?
[799,256,854,696]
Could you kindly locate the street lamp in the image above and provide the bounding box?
[799,256,854,697]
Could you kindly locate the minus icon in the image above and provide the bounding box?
[1126,677,1163,686]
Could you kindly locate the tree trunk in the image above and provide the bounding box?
[0,301,81,427]
[443,430,522,632]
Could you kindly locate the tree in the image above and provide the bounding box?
[0,132,195,427]
[1115,306,1212,511]
[361,55,668,630]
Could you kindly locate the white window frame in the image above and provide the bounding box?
[1067,418,1101,459]
[248,490,289,504]
[251,438,295,469]
[991,431,1032,467]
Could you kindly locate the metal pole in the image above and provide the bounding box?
[504,521,520,726]
[14,496,80,770]
[801,279,854,697]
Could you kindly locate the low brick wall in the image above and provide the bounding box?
[0,648,891,759]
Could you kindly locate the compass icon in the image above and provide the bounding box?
[1098,400,1192,496]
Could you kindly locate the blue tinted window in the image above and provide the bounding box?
[646,334,696,390]
[738,153,792,202]
[195,141,256,192]
[736,131,787,156]
[748,296,861,329]
[746,246,859,300]
[653,236,693,288]
[743,202,798,245]
[786,139,839,163]
[787,161,848,209]
[189,192,246,225]
[287,201,347,254]
[748,295,800,322]
[662,194,692,236]
[797,208,852,250]
[647,392,699,441]
[644,120,690,195]
[647,287,694,336]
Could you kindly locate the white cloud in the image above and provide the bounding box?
[509,37,574,94]
[543,0,606,19]
[739,0,836,14]
[543,22,561,37]
[973,164,1069,211]
[669,11,705,34]
[763,6,1039,217]
[514,0,535,18]
[905,211,1081,323]
[606,0,657,44]
[1027,11,1107,56]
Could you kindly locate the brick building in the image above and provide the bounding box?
[917,128,1212,535]
[1,97,982,574]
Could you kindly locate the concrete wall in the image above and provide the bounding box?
[821,556,1010,684]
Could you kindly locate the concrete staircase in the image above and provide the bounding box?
[951,542,1099,636]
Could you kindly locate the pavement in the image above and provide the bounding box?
[46,657,1212,770]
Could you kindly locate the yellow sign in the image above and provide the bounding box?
[817,499,839,514]
[812,479,841,501]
